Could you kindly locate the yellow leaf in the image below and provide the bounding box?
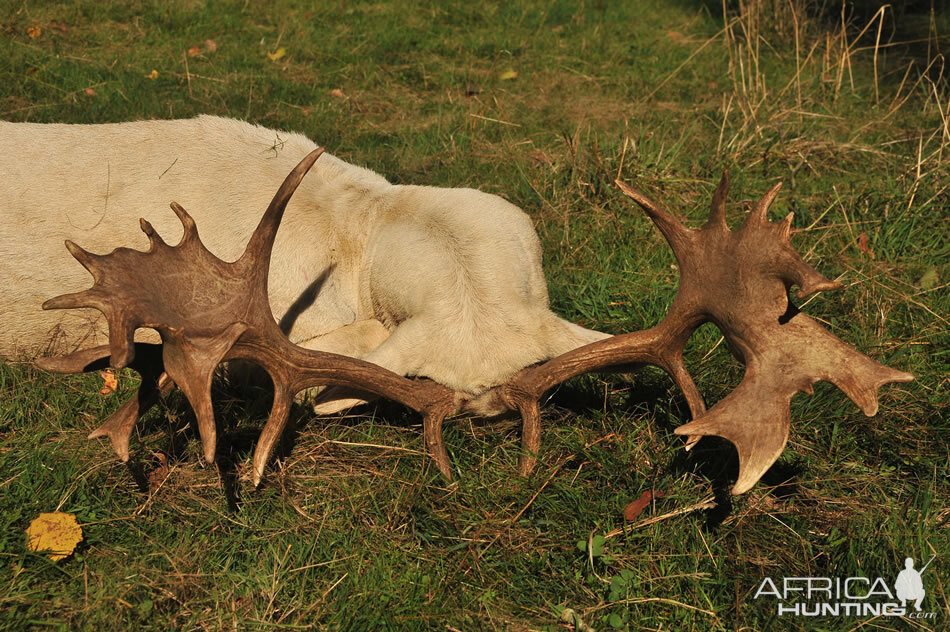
[26,512,83,562]
[146,69,159,80]
[99,369,118,395]
[266,47,286,62]
[499,69,518,80]
[27,25,42,39]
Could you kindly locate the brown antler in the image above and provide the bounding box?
[502,173,913,493]
[39,149,460,486]
[37,158,912,497]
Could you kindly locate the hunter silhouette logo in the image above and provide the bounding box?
[753,555,938,619]
[895,556,934,612]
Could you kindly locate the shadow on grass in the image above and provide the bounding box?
[114,359,807,519]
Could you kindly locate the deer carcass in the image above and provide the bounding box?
[37,150,912,493]
[0,115,608,413]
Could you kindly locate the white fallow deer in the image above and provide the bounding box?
[0,115,609,414]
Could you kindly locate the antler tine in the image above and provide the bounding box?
[742,181,783,229]
[169,202,199,245]
[139,218,168,251]
[241,147,326,276]
[615,179,694,256]
[42,290,104,312]
[250,386,293,487]
[770,215,845,299]
[704,172,730,231]
[64,240,103,277]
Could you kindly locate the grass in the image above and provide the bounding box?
[1,0,947,630]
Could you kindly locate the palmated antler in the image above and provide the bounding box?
[502,173,912,493]
[39,149,459,486]
[38,157,913,496]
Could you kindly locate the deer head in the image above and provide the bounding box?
[37,154,912,495]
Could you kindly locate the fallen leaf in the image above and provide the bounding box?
[187,45,201,57]
[26,512,83,562]
[499,68,518,80]
[667,30,683,43]
[146,69,159,80]
[857,232,875,259]
[204,39,217,53]
[27,25,42,39]
[329,88,345,99]
[84,87,96,97]
[98,369,118,395]
[623,489,665,521]
[147,453,170,491]
[527,149,550,165]
[917,266,939,290]
[267,47,286,62]
[49,20,68,33]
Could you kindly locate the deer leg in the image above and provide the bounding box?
[294,319,391,358]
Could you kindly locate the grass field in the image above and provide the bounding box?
[1,1,947,630]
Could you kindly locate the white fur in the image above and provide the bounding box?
[0,115,608,409]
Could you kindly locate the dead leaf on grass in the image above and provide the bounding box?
[267,47,286,62]
[27,25,42,39]
[98,369,118,395]
[329,88,345,99]
[624,489,665,521]
[499,68,518,80]
[857,232,875,259]
[84,87,96,97]
[26,512,83,562]
[528,149,550,165]
[146,69,159,80]
[204,39,217,53]
[187,45,201,57]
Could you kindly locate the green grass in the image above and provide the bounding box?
[1,1,947,630]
